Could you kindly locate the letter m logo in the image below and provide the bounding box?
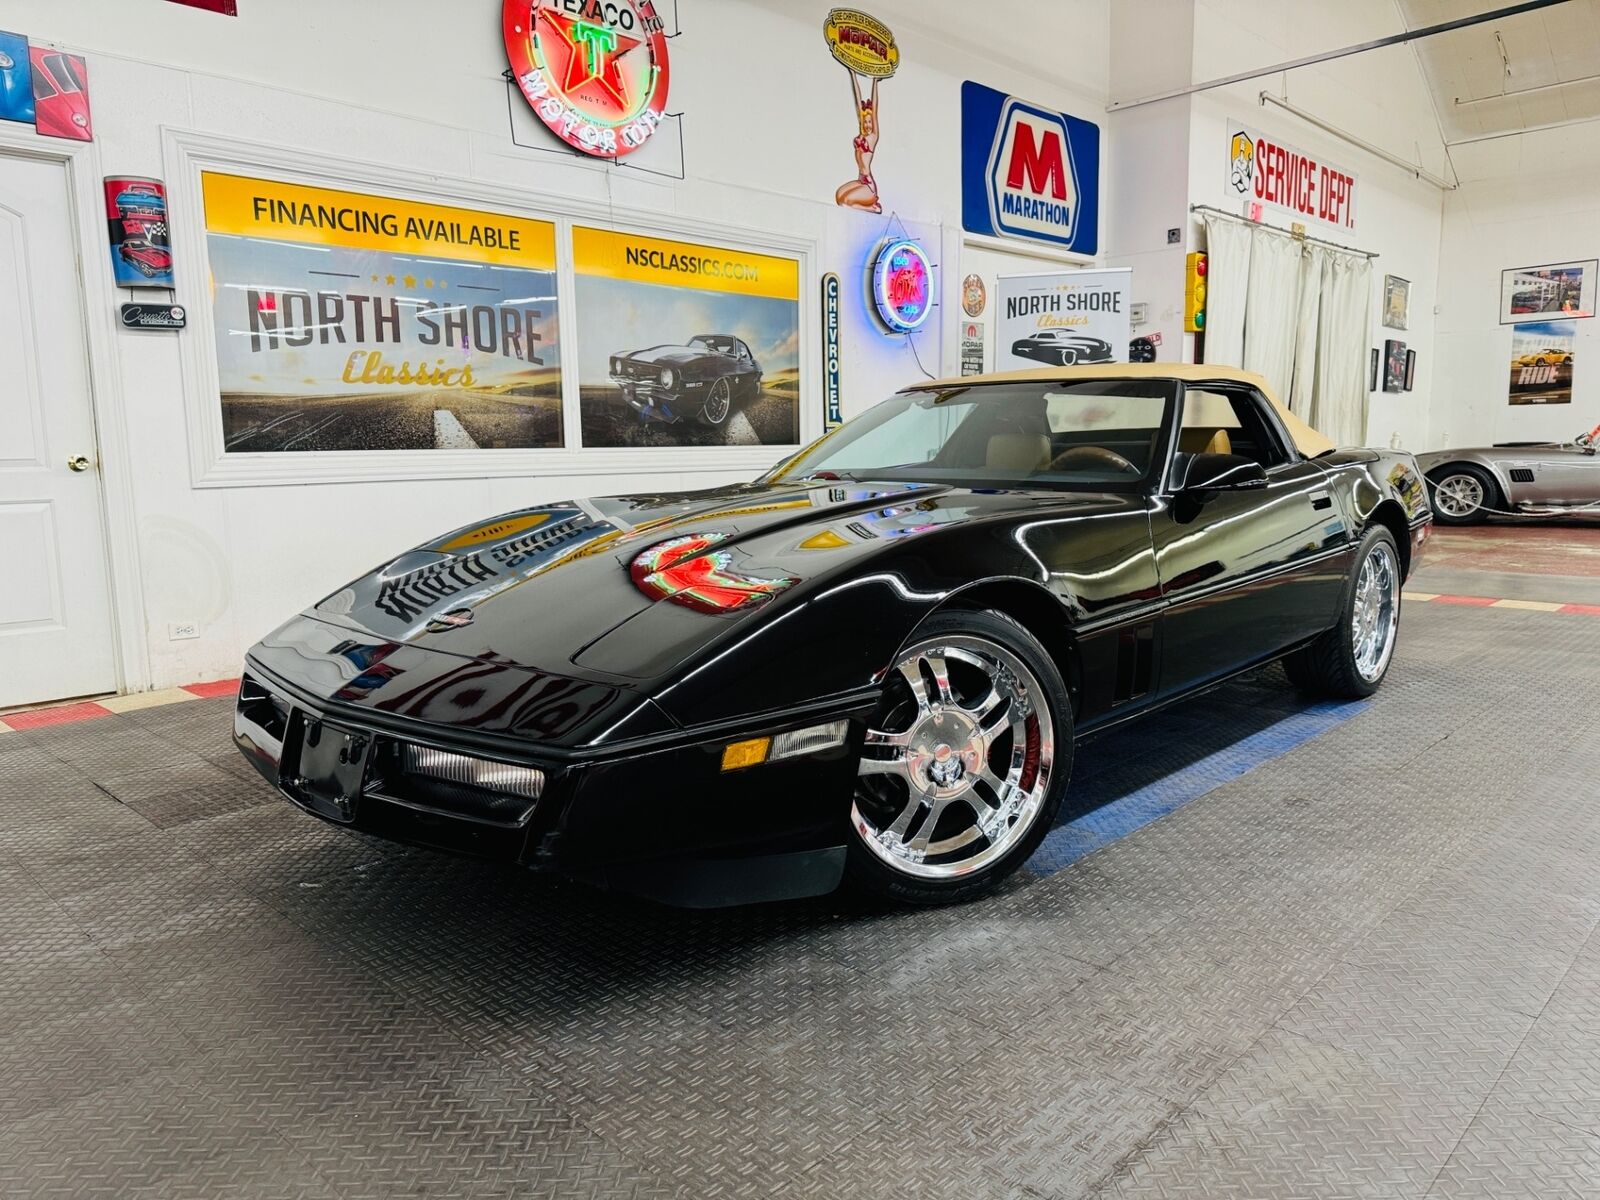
[1006,123,1067,200]
[986,99,1080,248]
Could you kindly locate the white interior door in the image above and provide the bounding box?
[0,153,117,708]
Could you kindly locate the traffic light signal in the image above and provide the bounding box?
[1184,252,1207,333]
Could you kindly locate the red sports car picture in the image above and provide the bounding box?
[120,239,173,279]
[28,47,90,140]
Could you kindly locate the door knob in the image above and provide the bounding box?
[67,454,92,472]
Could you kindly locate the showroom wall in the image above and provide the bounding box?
[1,0,1112,691]
[1184,0,1449,452]
[1434,122,1600,448]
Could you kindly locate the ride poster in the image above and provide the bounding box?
[1507,320,1575,406]
[104,176,173,289]
[995,268,1131,370]
[202,173,562,451]
[573,226,801,448]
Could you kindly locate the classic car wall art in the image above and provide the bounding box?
[1010,329,1115,366]
[1417,423,1600,523]
[119,240,173,279]
[235,365,1432,908]
[608,333,763,426]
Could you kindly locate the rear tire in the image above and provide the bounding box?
[1284,525,1402,699]
[844,609,1072,906]
[1428,464,1497,525]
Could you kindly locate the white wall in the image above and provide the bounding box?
[4,0,1110,692]
[1184,0,1448,450]
[1433,123,1600,448]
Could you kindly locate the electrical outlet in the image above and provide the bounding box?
[168,622,199,640]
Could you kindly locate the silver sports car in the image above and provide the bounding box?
[1416,424,1600,524]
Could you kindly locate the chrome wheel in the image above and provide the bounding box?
[1351,540,1399,682]
[852,634,1054,880]
[703,378,731,425]
[1433,472,1485,519]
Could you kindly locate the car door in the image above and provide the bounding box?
[734,339,760,396]
[1150,383,1353,696]
[1506,444,1598,505]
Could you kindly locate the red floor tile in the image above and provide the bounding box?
[182,678,241,699]
[3,701,113,730]
[1558,603,1600,616]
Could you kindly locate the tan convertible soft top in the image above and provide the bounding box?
[909,364,1336,458]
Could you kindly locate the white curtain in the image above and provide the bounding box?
[1307,252,1372,445]
[1241,226,1304,405]
[1201,213,1251,369]
[1198,213,1373,447]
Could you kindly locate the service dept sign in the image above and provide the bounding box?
[503,0,671,158]
[961,80,1100,255]
[1227,120,1357,232]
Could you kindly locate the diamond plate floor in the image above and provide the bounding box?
[3,602,1599,1198]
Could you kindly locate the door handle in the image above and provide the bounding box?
[67,454,92,472]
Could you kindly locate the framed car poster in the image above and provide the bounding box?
[573,226,801,448]
[1508,320,1575,405]
[202,172,562,451]
[995,268,1131,370]
[1500,260,1596,323]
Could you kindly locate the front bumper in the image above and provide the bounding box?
[234,659,873,904]
[609,377,706,423]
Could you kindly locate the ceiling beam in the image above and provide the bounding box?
[1108,0,1575,111]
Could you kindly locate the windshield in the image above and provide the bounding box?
[769,380,1178,490]
[691,335,736,354]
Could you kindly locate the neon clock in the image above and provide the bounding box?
[503,0,671,159]
[871,237,933,333]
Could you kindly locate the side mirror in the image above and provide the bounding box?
[1174,452,1268,493]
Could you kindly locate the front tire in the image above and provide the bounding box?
[699,377,732,427]
[1284,525,1402,699]
[845,609,1073,905]
[1428,464,1497,525]
[1057,348,1079,366]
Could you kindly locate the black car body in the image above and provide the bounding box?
[1011,330,1115,366]
[236,366,1431,907]
[609,334,762,427]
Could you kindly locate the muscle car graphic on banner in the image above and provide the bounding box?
[203,173,562,451]
[574,226,801,448]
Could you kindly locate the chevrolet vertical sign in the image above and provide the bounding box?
[961,81,1100,255]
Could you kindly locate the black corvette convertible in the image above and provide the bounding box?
[609,333,762,427]
[235,366,1431,906]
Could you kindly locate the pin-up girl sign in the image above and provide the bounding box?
[824,9,899,214]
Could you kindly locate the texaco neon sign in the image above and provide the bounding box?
[503,1,671,159]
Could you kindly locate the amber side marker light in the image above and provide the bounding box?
[720,737,771,772]
[720,721,850,772]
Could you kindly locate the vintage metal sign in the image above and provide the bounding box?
[822,272,841,429]
[503,0,671,159]
[120,303,187,330]
[961,80,1099,254]
[1227,120,1357,232]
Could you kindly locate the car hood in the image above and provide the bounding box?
[299,480,1125,682]
[620,345,708,366]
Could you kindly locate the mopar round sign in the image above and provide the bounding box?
[503,0,671,159]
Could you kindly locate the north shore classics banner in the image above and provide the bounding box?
[203,173,562,452]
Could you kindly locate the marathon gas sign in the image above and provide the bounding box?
[961,80,1100,255]
[1226,121,1358,232]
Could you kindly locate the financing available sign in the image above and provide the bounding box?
[961,80,1100,255]
[1227,120,1357,232]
